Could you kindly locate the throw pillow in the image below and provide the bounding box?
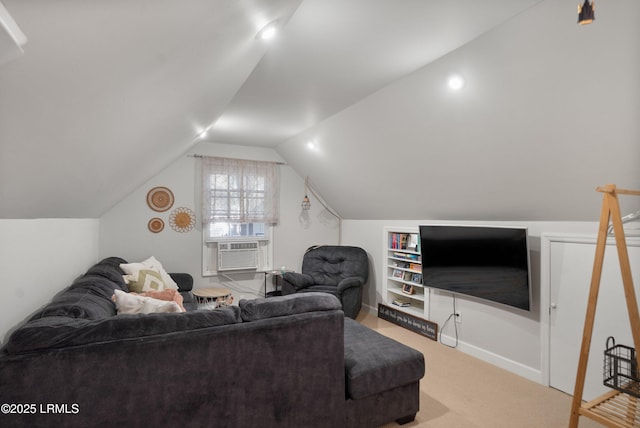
[142,256,179,290]
[123,269,166,293]
[137,289,185,312]
[112,289,183,314]
[119,256,178,290]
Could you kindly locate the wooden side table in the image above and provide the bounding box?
[192,287,233,309]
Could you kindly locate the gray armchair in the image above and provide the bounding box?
[281,246,369,319]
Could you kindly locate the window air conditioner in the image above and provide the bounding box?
[217,241,259,271]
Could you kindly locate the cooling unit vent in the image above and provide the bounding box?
[217,241,259,271]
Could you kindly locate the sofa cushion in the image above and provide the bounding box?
[302,246,369,287]
[83,256,129,289]
[67,275,126,299]
[239,292,342,321]
[31,287,117,320]
[28,257,132,322]
[295,285,339,296]
[343,318,425,400]
[6,306,242,354]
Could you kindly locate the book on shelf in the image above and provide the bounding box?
[392,252,419,261]
[409,263,421,271]
[389,233,420,251]
[408,234,419,252]
[400,234,408,250]
[392,298,411,307]
[392,261,410,269]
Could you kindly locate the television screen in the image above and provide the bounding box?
[419,225,531,311]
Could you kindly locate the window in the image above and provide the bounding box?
[200,156,280,275]
[201,156,279,241]
[208,222,265,240]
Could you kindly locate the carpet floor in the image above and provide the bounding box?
[357,311,604,428]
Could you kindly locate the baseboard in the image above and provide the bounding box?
[439,333,543,384]
[362,302,377,315]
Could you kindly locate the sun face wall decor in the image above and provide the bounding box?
[169,207,196,233]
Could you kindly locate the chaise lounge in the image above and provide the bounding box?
[0,257,424,427]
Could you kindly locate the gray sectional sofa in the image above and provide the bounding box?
[0,257,424,427]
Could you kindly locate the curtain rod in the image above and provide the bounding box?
[189,154,286,165]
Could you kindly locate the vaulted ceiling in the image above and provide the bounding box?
[1,0,638,220]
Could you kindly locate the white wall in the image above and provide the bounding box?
[99,142,339,300]
[342,219,598,382]
[0,219,99,344]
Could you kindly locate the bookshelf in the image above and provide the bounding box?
[383,227,429,319]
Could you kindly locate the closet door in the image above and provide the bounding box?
[549,238,640,401]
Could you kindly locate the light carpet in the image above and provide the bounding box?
[357,312,603,428]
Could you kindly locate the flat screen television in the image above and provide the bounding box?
[419,225,531,311]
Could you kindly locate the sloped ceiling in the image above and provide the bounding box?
[0,1,26,66]
[0,0,302,218]
[274,0,640,221]
[1,0,638,221]
[206,0,543,146]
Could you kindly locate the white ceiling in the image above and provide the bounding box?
[1,0,638,220]
[0,0,302,218]
[205,0,542,146]
[0,1,26,66]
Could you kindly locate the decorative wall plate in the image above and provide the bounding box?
[169,207,195,233]
[146,186,174,212]
[148,217,164,233]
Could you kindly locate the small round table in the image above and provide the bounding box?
[192,287,233,309]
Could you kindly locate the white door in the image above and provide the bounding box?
[549,239,640,401]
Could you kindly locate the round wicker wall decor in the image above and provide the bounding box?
[146,187,174,212]
[148,217,165,233]
[169,207,195,233]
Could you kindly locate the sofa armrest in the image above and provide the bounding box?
[336,276,365,294]
[169,273,193,292]
[282,272,315,291]
[169,273,195,307]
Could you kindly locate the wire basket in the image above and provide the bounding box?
[604,336,640,398]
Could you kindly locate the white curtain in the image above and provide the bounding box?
[201,156,280,227]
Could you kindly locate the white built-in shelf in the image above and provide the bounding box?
[382,227,429,320]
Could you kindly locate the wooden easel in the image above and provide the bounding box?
[569,184,640,428]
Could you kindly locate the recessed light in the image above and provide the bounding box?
[448,74,465,90]
[307,140,318,150]
[257,21,278,40]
